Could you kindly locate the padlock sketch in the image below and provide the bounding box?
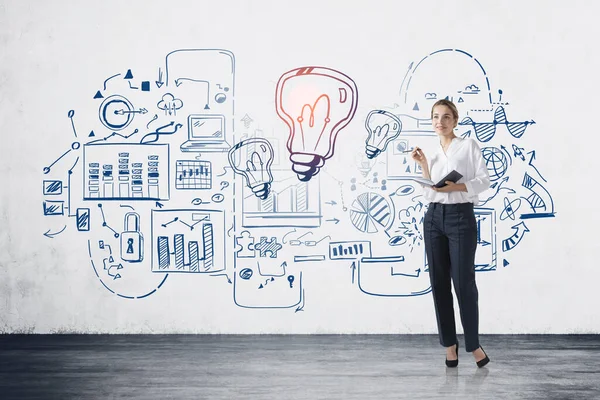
[120,212,144,262]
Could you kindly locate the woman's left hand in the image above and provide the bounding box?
[431,181,466,193]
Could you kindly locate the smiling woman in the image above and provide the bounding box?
[411,99,492,368]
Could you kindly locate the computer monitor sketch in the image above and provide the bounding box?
[180,114,231,152]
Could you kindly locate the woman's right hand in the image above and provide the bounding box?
[411,147,427,166]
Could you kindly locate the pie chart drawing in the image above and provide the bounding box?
[350,192,394,233]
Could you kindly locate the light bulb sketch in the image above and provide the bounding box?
[275,66,358,182]
[228,138,274,200]
[364,110,402,159]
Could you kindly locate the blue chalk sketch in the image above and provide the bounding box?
[364,110,403,159]
[120,212,144,263]
[140,121,183,145]
[146,114,158,129]
[43,200,64,216]
[67,110,78,138]
[43,140,80,175]
[175,160,212,190]
[392,184,416,197]
[151,209,225,274]
[233,259,303,309]
[502,221,530,252]
[524,150,547,183]
[460,106,535,142]
[98,203,120,238]
[242,168,322,228]
[357,256,431,297]
[391,201,426,252]
[349,192,394,234]
[211,193,224,203]
[254,236,283,258]
[76,208,90,231]
[86,128,141,144]
[479,176,515,206]
[82,143,170,201]
[399,48,494,115]
[43,180,63,195]
[235,230,256,258]
[240,114,254,128]
[228,137,274,200]
[287,232,330,247]
[164,49,235,148]
[481,147,508,181]
[180,114,231,152]
[329,241,372,260]
[99,95,145,131]
[103,73,121,91]
[43,225,66,238]
[88,240,168,300]
[294,255,326,262]
[386,134,431,179]
[40,44,558,307]
[519,172,555,219]
[500,197,522,221]
[157,93,183,116]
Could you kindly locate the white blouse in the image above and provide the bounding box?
[421,137,491,205]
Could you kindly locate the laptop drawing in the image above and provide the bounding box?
[180,114,231,152]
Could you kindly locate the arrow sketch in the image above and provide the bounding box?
[43,225,67,238]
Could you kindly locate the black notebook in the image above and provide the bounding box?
[408,170,463,188]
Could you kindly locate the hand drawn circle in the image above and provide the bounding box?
[99,95,134,131]
[239,268,253,280]
[211,193,224,203]
[215,93,227,104]
[394,184,415,196]
[388,235,407,246]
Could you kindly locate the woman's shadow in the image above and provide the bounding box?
[437,366,490,395]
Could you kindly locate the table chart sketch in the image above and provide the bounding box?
[175,160,212,190]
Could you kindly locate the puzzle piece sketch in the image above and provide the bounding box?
[235,230,256,258]
[255,237,283,258]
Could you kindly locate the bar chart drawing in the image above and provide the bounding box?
[329,241,372,260]
[83,143,170,200]
[242,169,321,228]
[151,209,225,273]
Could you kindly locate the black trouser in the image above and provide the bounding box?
[423,202,480,352]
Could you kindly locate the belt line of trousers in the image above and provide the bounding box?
[423,202,480,353]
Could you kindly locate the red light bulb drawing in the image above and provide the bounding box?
[275,67,358,181]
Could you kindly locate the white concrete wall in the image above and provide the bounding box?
[1,0,598,333]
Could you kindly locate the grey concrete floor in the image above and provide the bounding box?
[0,334,599,399]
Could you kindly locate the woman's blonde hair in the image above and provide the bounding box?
[431,99,459,123]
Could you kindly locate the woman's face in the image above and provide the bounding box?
[431,105,457,137]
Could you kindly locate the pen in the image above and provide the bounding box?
[400,148,415,154]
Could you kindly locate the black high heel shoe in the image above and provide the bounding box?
[476,346,490,368]
[445,342,459,368]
